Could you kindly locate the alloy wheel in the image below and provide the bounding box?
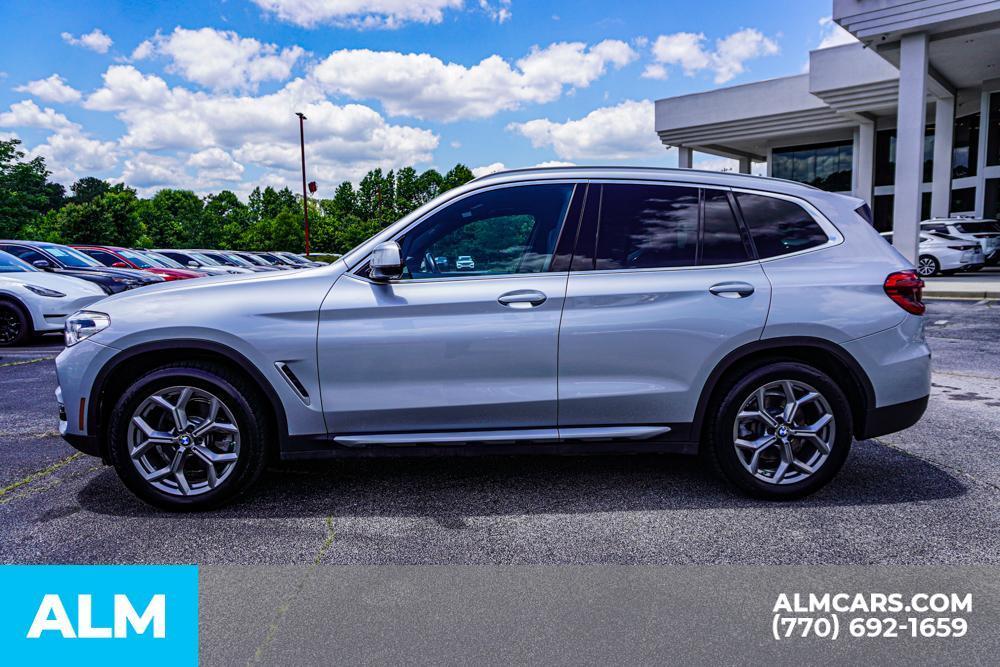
[917,257,937,277]
[127,385,241,497]
[732,379,835,485]
[0,306,22,345]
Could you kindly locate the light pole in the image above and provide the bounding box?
[295,111,311,257]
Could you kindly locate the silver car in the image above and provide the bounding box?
[920,218,1000,266]
[55,167,930,509]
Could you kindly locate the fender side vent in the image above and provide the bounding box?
[275,362,310,405]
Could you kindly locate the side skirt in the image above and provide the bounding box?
[280,424,698,460]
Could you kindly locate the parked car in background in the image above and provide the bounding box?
[272,251,326,268]
[195,250,280,273]
[230,251,292,270]
[880,231,984,276]
[920,218,1000,266]
[56,167,929,509]
[73,245,207,281]
[253,252,300,269]
[0,240,161,293]
[0,250,107,346]
[151,250,253,276]
[456,255,476,270]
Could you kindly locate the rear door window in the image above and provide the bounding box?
[701,189,751,265]
[593,183,699,270]
[734,193,829,258]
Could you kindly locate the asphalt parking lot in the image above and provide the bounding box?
[2,299,999,566]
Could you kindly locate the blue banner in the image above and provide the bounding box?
[0,565,198,665]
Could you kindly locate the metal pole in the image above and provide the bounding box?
[296,112,310,256]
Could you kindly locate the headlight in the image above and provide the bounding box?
[65,311,110,347]
[24,285,66,298]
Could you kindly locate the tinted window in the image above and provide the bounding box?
[398,183,574,279]
[1,245,48,264]
[734,193,828,258]
[701,190,750,264]
[81,249,123,267]
[594,184,698,270]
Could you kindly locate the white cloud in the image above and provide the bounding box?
[694,156,767,176]
[479,0,511,23]
[30,130,119,183]
[641,64,668,80]
[312,39,637,121]
[80,64,439,189]
[0,100,79,132]
[134,27,304,92]
[61,28,113,54]
[818,16,857,49]
[649,28,778,84]
[508,99,658,160]
[14,75,82,103]
[472,161,506,177]
[250,0,464,29]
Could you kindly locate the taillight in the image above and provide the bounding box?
[884,270,925,315]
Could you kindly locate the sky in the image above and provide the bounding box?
[0,0,856,198]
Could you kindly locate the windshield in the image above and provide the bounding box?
[41,244,103,268]
[278,252,308,265]
[145,251,184,268]
[257,253,283,263]
[241,253,270,266]
[0,250,36,272]
[116,249,155,268]
[201,252,235,266]
[222,253,254,267]
[188,252,221,266]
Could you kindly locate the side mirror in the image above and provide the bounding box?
[112,262,129,268]
[187,261,199,268]
[370,241,404,282]
[32,260,51,270]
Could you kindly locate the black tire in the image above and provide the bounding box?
[107,362,270,511]
[0,299,31,347]
[917,255,940,277]
[703,361,853,499]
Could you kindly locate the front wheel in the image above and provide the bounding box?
[704,362,853,499]
[0,299,30,347]
[107,362,270,510]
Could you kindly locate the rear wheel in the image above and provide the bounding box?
[704,362,853,499]
[0,299,30,347]
[107,362,270,510]
[917,255,940,277]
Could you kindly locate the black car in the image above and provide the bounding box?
[0,241,163,294]
[195,250,280,273]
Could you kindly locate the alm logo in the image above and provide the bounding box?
[27,593,166,639]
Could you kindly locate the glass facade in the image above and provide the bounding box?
[988,94,1000,168]
[874,127,935,186]
[771,141,852,192]
[952,113,980,178]
[984,179,999,220]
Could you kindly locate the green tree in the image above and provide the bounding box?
[415,168,444,206]
[201,190,248,249]
[0,138,62,238]
[443,163,475,191]
[136,189,203,248]
[70,177,110,205]
[394,166,420,216]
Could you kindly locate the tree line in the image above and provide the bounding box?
[0,138,476,254]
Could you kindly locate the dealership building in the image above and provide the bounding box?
[655,0,1000,261]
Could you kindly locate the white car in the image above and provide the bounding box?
[920,218,1000,266]
[455,255,476,270]
[0,250,107,346]
[880,231,985,276]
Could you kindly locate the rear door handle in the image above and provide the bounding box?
[709,282,755,299]
[498,290,547,308]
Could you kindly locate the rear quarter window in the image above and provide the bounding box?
[734,193,829,258]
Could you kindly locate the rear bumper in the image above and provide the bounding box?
[857,394,929,439]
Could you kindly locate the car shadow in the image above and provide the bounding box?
[77,438,966,520]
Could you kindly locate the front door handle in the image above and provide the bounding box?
[498,289,547,308]
[709,282,755,299]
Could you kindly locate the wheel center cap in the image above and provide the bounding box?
[178,435,192,446]
[776,425,789,439]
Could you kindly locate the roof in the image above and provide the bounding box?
[470,165,820,194]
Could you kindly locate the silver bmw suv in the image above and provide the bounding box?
[55,167,930,509]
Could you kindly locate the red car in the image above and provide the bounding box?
[72,245,207,281]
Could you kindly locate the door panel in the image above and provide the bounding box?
[557,264,771,427]
[318,273,567,433]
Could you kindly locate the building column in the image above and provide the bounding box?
[737,157,751,174]
[853,121,875,205]
[677,146,693,169]
[892,32,929,263]
[931,94,954,218]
